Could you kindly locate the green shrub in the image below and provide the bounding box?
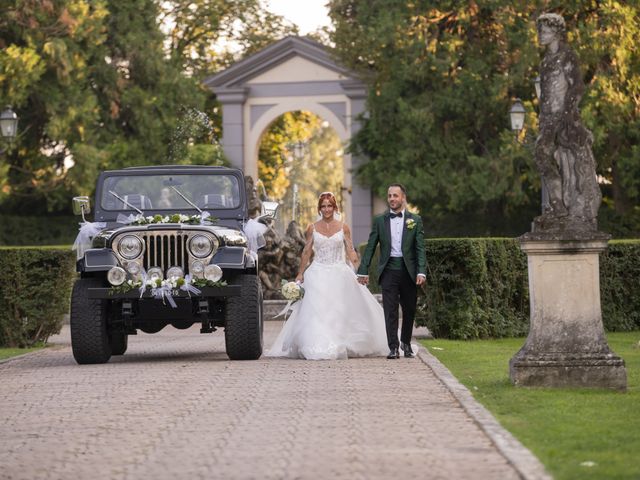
[418,238,529,339]
[600,240,640,331]
[360,238,640,339]
[0,215,77,246]
[0,248,76,347]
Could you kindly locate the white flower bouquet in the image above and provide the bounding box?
[275,280,305,320]
[281,280,304,302]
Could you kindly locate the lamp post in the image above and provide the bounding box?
[0,106,19,155]
[509,99,526,139]
[509,92,548,213]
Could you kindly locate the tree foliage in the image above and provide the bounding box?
[329,0,640,237]
[258,111,344,228]
[0,0,294,216]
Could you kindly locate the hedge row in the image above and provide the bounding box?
[0,239,637,346]
[360,238,640,339]
[0,248,76,347]
[0,215,78,246]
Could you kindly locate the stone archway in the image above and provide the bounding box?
[204,36,372,244]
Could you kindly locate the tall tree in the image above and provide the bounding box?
[0,0,210,213]
[0,0,295,215]
[329,0,640,236]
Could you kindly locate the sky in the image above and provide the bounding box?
[263,0,332,34]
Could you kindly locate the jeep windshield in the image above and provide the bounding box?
[99,173,241,212]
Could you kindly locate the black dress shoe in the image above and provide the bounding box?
[387,348,400,359]
[401,342,415,358]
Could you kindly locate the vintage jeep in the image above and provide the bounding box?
[70,165,270,364]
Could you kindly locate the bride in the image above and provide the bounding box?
[267,192,388,360]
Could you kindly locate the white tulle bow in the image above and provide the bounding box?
[72,221,107,260]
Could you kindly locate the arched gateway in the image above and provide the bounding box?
[204,36,372,244]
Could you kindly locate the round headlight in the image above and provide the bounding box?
[166,266,184,280]
[189,234,213,258]
[147,267,163,282]
[204,264,223,282]
[126,261,141,275]
[108,266,126,286]
[191,260,204,277]
[118,235,142,259]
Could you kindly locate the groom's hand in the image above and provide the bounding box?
[357,275,369,285]
[416,275,426,286]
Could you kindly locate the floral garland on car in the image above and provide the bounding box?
[118,212,217,226]
[109,274,227,308]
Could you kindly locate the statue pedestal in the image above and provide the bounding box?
[509,238,627,390]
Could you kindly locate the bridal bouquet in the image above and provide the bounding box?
[275,280,305,320]
[281,280,304,302]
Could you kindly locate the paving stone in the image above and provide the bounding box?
[0,322,540,480]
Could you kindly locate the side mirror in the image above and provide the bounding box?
[261,201,279,218]
[73,196,91,221]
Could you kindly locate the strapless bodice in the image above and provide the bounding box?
[313,230,346,265]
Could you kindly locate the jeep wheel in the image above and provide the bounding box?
[70,278,112,364]
[109,330,128,356]
[225,274,263,360]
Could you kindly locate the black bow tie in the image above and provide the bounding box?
[390,212,403,219]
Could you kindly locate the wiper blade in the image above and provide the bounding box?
[171,186,202,213]
[109,190,143,215]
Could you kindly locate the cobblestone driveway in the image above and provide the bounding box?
[0,323,539,480]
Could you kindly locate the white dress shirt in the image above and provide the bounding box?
[390,209,405,257]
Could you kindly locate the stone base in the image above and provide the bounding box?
[510,237,627,391]
[509,351,627,391]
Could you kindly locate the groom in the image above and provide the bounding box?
[357,184,427,359]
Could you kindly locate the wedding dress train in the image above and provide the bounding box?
[266,229,389,360]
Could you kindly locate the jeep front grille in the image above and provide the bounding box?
[142,232,190,274]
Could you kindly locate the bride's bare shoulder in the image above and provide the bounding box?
[305,223,316,236]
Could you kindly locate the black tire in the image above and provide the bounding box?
[109,330,128,355]
[70,278,112,364]
[224,274,263,360]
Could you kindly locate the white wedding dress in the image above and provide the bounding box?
[267,228,389,360]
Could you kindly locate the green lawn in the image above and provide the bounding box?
[0,346,45,361]
[421,332,640,480]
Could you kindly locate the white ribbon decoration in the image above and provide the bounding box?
[180,274,202,297]
[72,221,107,260]
[150,284,177,308]
[116,213,144,225]
[200,211,212,225]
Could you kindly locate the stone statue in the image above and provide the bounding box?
[257,221,306,299]
[532,13,603,238]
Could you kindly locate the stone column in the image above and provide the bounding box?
[214,88,248,171]
[509,238,627,390]
[342,79,371,245]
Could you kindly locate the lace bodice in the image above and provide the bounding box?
[313,229,346,265]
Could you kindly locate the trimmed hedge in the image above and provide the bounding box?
[360,238,640,339]
[600,240,640,331]
[0,248,76,347]
[0,240,636,345]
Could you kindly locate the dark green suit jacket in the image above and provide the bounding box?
[357,211,427,282]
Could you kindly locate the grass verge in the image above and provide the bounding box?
[0,346,45,361]
[421,332,640,480]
